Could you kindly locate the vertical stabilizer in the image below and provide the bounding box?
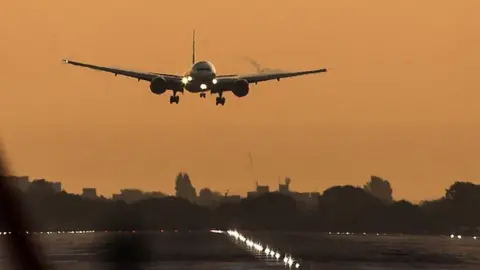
[192,30,196,64]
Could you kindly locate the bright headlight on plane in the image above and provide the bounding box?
[200,84,207,90]
[181,77,189,84]
[212,78,218,84]
[187,76,193,81]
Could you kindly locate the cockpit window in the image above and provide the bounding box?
[197,67,211,71]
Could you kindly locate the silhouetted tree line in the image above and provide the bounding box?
[1,177,479,235]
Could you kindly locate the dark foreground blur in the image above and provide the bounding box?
[0,146,47,270]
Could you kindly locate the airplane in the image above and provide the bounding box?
[62,31,328,106]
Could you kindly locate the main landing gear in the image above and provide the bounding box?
[169,95,179,104]
[200,93,206,98]
[216,96,226,106]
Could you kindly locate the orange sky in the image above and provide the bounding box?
[1,0,479,202]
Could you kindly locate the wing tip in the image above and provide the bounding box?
[62,59,69,64]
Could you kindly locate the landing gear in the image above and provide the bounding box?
[200,93,206,98]
[169,95,179,104]
[216,96,226,106]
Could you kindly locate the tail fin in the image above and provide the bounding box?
[192,30,196,64]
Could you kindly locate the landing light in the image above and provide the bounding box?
[212,79,218,84]
[181,77,189,84]
[200,84,207,90]
[187,76,193,81]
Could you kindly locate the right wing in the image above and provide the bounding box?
[215,68,328,88]
[238,68,328,84]
[62,59,182,82]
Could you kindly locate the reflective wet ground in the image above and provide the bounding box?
[0,231,478,269]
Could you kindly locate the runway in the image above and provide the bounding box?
[0,230,478,269]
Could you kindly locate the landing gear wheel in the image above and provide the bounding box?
[200,93,206,98]
[215,97,226,106]
[170,95,180,104]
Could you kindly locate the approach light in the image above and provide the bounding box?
[287,258,294,267]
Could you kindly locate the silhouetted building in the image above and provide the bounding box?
[279,177,291,194]
[198,188,223,206]
[113,189,144,204]
[51,182,62,192]
[247,182,270,198]
[144,191,167,199]
[112,189,167,203]
[224,195,242,203]
[7,175,30,191]
[32,179,62,193]
[291,192,318,208]
[82,188,97,200]
[257,186,269,193]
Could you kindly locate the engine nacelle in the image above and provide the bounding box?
[232,79,249,97]
[150,77,167,95]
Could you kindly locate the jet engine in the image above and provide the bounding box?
[232,79,249,97]
[150,77,167,95]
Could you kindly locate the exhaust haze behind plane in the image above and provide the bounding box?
[243,57,286,74]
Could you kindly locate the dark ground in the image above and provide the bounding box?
[0,231,478,270]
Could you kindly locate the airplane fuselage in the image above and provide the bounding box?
[182,61,217,93]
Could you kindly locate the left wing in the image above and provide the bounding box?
[62,59,182,82]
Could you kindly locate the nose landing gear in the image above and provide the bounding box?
[169,95,179,104]
[216,96,225,106]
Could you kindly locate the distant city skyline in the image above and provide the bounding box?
[7,174,322,208]
[7,174,310,197]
